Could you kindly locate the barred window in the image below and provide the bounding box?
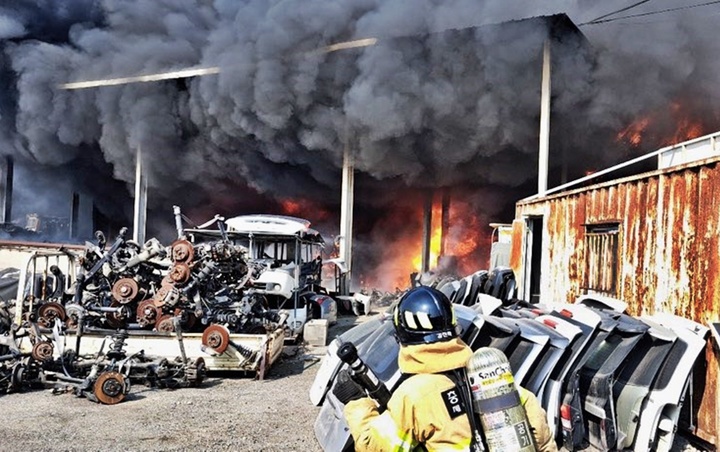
[583,223,620,296]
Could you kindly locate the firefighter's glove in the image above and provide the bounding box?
[333,370,365,404]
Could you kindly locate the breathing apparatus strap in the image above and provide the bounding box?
[450,368,486,452]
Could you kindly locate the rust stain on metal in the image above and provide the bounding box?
[509,219,524,277]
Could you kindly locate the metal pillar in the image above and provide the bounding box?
[133,147,147,244]
[70,192,80,240]
[440,188,450,258]
[421,190,433,273]
[538,39,551,195]
[0,156,13,224]
[339,142,354,295]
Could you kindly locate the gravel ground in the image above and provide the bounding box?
[0,314,707,452]
[0,318,361,452]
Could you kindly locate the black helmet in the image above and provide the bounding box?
[393,286,458,345]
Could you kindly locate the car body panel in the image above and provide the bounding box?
[633,314,709,452]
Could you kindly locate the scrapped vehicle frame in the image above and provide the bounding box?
[184,213,337,339]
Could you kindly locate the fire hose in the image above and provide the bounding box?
[336,342,391,408]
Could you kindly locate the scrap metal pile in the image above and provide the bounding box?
[0,222,293,404]
[312,267,710,452]
[0,322,206,405]
[64,226,280,335]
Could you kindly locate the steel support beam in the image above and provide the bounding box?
[133,147,147,244]
[538,39,551,196]
[70,192,80,240]
[440,188,450,258]
[339,143,354,295]
[0,156,13,224]
[421,190,433,273]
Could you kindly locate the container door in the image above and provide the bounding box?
[524,216,544,304]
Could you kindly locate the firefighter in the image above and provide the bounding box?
[336,285,557,452]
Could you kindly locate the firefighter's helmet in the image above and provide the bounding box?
[393,286,458,345]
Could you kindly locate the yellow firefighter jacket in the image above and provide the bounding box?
[344,337,558,452]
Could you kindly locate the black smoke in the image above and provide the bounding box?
[1,1,719,287]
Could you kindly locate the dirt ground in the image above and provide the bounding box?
[0,313,705,452]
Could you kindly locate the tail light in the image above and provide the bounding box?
[560,404,573,431]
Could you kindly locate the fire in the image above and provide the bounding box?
[361,193,489,291]
[617,117,651,147]
[446,202,487,277]
[670,117,705,145]
[278,197,332,222]
[617,101,712,149]
[410,203,443,271]
[280,199,303,216]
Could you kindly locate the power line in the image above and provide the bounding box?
[583,0,654,24]
[581,0,720,25]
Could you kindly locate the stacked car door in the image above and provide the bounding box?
[632,314,709,452]
[613,319,677,450]
[537,306,601,440]
[560,308,623,450]
[580,314,649,450]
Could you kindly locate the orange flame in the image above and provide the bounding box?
[410,203,443,272]
[362,194,489,291]
[279,199,303,216]
[617,101,710,149]
[278,198,332,222]
[617,117,651,147]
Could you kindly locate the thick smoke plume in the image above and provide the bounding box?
[1,0,720,288]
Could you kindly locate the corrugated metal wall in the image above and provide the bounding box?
[514,157,720,445]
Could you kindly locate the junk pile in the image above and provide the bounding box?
[57,227,282,335]
[0,218,304,404]
[311,267,709,452]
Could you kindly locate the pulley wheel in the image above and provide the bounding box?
[136,300,160,328]
[31,341,54,361]
[153,287,171,307]
[168,263,191,284]
[64,304,85,330]
[38,301,66,328]
[111,278,139,304]
[37,302,66,328]
[161,276,176,289]
[202,324,230,354]
[10,363,26,391]
[171,239,194,264]
[93,371,128,405]
[186,357,207,387]
[155,315,175,333]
